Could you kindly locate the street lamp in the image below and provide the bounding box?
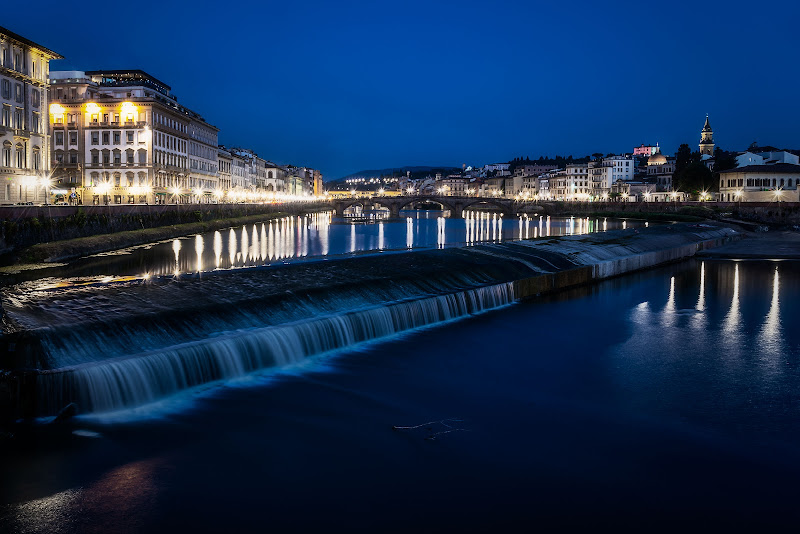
[96,181,111,205]
[39,176,51,205]
[171,186,182,204]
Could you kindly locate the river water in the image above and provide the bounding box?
[0,210,645,287]
[2,256,799,531]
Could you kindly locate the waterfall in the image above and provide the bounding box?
[35,283,515,416]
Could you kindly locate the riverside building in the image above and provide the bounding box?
[49,69,219,205]
[0,26,62,204]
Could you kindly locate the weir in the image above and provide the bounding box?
[0,223,740,421]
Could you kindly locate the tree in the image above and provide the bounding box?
[713,147,738,173]
[676,161,715,197]
[675,143,693,175]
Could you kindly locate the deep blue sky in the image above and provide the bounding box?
[14,0,800,179]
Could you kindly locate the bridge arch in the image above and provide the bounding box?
[460,198,515,216]
[393,196,457,215]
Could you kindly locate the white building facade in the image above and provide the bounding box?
[0,26,62,204]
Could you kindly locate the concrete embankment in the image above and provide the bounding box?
[0,223,740,422]
[696,230,800,259]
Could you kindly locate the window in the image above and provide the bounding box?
[138,150,147,164]
[103,113,109,123]
[0,80,9,99]
[69,131,77,145]
[91,132,99,145]
[33,150,40,170]
[113,132,120,145]
[102,132,110,144]
[69,87,77,99]
[102,150,110,164]
[55,131,64,145]
[13,109,22,129]
[55,151,64,163]
[69,151,78,164]
[2,147,11,167]
[126,150,134,164]
[32,112,40,133]
[91,151,99,164]
[114,173,121,186]
[14,83,23,103]
[113,150,121,164]
[32,90,40,108]
[126,131,134,143]
[16,148,24,168]
[91,114,98,123]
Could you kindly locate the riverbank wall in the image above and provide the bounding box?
[0,223,740,423]
[0,201,329,257]
[538,200,800,226]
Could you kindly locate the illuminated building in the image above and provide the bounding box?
[49,69,219,204]
[589,155,634,199]
[633,144,659,157]
[699,115,714,156]
[718,163,800,202]
[0,26,62,204]
[646,149,676,191]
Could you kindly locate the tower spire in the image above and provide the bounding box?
[700,115,714,156]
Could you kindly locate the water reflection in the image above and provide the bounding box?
[11,211,650,282]
[214,231,222,268]
[758,267,785,373]
[172,239,181,276]
[195,234,204,273]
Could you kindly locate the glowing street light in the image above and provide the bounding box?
[406,187,415,195]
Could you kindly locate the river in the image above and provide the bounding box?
[0,210,646,288]
[1,252,799,530]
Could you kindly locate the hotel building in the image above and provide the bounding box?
[0,26,62,204]
[49,69,219,204]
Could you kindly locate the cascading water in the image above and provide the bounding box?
[34,282,515,416]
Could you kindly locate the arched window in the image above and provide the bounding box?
[125,172,134,186]
[90,172,100,186]
[15,143,24,168]
[113,172,121,186]
[138,148,147,165]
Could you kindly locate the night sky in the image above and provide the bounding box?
[13,0,800,179]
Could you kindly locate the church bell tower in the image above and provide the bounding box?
[699,115,715,156]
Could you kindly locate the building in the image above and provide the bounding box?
[217,147,232,194]
[633,144,659,157]
[735,149,798,167]
[513,164,558,177]
[437,175,467,196]
[699,115,714,156]
[483,163,510,177]
[0,26,62,204]
[718,163,800,202]
[588,155,634,198]
[646,149,676,191]
[49,69,219,205]
[565,163,590,199]
[264,162,286,194]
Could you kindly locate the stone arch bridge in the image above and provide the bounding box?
[329,195,536,218]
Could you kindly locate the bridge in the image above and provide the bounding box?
[328,195,533,218]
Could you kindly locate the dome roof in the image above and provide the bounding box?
[648,151,667,165]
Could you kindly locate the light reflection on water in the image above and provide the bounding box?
[5,210,649,285]
[614,260,799,413]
